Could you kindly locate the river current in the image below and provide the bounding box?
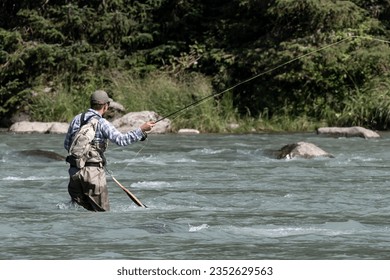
[0,132,389,260]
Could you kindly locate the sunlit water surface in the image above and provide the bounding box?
[1,132,390,259]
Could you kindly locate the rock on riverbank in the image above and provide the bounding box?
[9,111,171,134]
[316,126,380,139]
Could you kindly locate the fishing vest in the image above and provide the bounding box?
[67,113,107,168]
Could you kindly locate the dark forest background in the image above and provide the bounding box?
[1,0,390,132]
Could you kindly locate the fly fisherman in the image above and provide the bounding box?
[64,90,155,211]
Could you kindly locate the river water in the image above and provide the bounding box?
[1,132,389,260]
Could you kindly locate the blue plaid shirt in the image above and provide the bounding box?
[64,109,145,152]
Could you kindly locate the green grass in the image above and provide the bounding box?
[27,70,344,133]
[28,70,252,132]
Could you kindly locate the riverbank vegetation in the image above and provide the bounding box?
[1,0,390,132]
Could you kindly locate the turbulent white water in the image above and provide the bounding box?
[1,132,390,259]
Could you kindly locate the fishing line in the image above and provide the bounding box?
[134,137,149,158]
[155,35,390,123]
[105,138,149,207]
[119,35,390,207]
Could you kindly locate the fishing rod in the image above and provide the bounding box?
[129,35,390,208]
[155,90,223,123]
[112,175,147,208]
[105,167,147,208]
[155,35,390,123]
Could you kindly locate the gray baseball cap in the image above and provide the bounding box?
[90,90,113,104]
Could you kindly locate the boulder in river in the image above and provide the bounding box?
[17,149,65,161]
[275,141,334,159]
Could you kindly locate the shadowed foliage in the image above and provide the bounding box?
[1,0,390,131]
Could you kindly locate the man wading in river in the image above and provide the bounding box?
[64,90,155,211]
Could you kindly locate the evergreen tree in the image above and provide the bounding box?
[1,0,390,129]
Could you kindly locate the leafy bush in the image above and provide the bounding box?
[2,0,390,131]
